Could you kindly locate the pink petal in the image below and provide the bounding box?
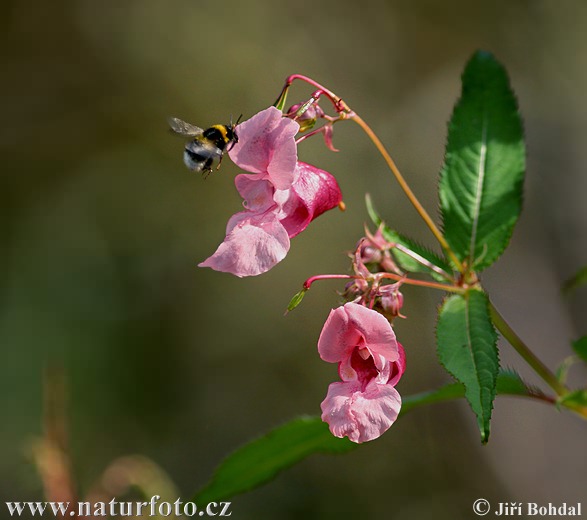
[318,303,399,364]
[320,380,402,443]
[234,174,275,213]
[277,161,343,238]
[317,305,364,364]
[199,213,290,277]
[228,107,299,190]
[387,342,406,386]
[322,124,339,152]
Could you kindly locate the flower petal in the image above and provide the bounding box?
[234,174,275,213]
[229,107,299,190]
[318,303,399,364]
[276,161,343,238]
[387,342,406,386]
[320,380,402,443]
[199,213,290,277]
[317,305,363,364]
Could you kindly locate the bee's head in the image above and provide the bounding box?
[227,114,242,150]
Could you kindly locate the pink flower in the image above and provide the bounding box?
[227,106,299,190]
[318,302,406,443]
[199,107,342,277]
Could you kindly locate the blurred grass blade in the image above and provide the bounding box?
[563,264,587,294]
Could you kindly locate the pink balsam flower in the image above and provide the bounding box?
[199,107,342,277]
[318,302,406,443]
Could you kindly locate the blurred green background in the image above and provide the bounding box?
[2,1,586,518]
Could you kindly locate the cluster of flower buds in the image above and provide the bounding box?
[343,230,406,320]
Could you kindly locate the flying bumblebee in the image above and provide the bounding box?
[168,116,240,175]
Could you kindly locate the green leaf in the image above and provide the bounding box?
[563,264,587,294]
[193,417,355,504]
[436,289,499,443]
[495,369,529,395]
[439,51,525,271]
[495,368,548,400]
[558,390,587,410]
[365,194,452,282]
[572,335,587,363]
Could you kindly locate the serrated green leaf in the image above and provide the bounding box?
[495,369,529,395]
[439,51,525,271]
[436,290,499,442]
[572,335,587,363]
[193,417,355,504]
[286,289,307,313]
[365,194,452,282]
[563,264,587,294]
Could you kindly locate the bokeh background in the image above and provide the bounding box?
[2,1,586,518]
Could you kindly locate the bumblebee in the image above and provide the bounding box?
[168,116,239,175]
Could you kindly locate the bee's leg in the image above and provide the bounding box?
[202,158,214,179]
[216,153,224,170]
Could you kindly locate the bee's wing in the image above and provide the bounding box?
[168,117,204,137]
[185,138,223,158]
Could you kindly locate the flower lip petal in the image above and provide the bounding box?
[199,213,290,277]
[320,380,402,443]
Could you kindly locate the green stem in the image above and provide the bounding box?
[401,381,555,417]
[488,301,567,396]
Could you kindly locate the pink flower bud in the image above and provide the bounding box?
[379,284,404,317]
[286,101,325,132]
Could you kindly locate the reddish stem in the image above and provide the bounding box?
[303,274,355,290]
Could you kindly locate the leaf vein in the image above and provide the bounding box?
[469,115,488,262]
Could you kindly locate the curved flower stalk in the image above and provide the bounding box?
[318,302,406,443]
[199,107,343,277]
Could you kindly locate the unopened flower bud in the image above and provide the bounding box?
[365,227,391,250]
[344,278,369,299]
[379,284,404,317]
[286,101,324,132]
[360,244,382,265]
